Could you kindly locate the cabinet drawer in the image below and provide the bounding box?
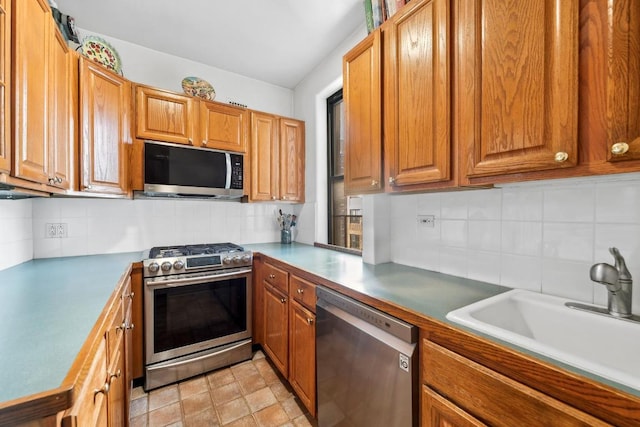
[62,337,108,427]
[422,340,610,427]
[107,299,124,357]
[264,262,288,293]
[289,275,316,312]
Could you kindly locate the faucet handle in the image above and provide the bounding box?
[609,247,632,280]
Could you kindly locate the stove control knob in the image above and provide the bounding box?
[148,262,160,273]
[242,255,251,263]
[232,256,241,264]
[173,260,185,270]
[223,257,232,265]
[161,261,172,272]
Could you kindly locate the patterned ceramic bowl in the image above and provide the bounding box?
[181,77,216,101]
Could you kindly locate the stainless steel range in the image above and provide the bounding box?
[143,243,253,391]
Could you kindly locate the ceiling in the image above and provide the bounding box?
[54,0,365,89]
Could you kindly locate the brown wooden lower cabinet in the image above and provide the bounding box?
[421,338,611,427]
[254,256,317,417]
[60,274,133,427]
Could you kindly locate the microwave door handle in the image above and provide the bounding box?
[225,153,232,189]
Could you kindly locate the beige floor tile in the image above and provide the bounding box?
[253,359,280,385]
[292,415,315,427]
[224,415,258,427]
[148,402,183,427]
[252,350,266,361]
[252,403,289,427]
[130,414,148,427]
[244,387,277,413]
[208,368,236,389]
[180,376,210,399]
[216,397,251,425]
[269,382,293,402]
[231,360,259,380]
[212,381,243,405]
[238,373,267,395]
[184,407,220,427]
[182,391,214,416]
[132,386,148,400]
[149,385,180,411]
[131,396,149,418]
[281,397,304,420]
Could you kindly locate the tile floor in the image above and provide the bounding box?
[130,351,316,427]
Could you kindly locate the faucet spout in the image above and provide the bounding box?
[590,247,633,318]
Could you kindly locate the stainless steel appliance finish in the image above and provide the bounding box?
[316,286,418,427]
[143,243,253,391]
[141,141,244,199]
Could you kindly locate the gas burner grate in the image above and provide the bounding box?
[148,243,245,259]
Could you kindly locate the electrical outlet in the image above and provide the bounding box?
[45,223,68,238]
[417,215,435,228]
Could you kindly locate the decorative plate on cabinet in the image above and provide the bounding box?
[80,36,122,74]
[181,77,216,100]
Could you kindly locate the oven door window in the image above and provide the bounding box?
[152,278,247,354]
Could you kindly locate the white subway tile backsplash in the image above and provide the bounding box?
[543,222,594,262]
[501,221,542,256]
[543,186,595,223]
[500,254,542,291]
[541,258,593,301]
[440,219,467,248]
[467,220,501,251]
[467,189,502,220]
[467,250,501,284]
[502,188,543,221]
[595,181,640,224]
[440,192,468,219]
[440,247,468,277]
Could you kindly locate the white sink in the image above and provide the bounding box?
[446,289,640,390]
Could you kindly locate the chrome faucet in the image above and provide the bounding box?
[590,247,633,318]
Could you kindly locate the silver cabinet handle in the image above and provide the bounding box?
[297,288,304,294]
[269,274,276,279]
[371,180,378,186]
[108,369,122,383]
[388,176,395,185]
[307,318,314,325]
[280,297,287,304]
[202,140,207,146]
[94,383,110,401]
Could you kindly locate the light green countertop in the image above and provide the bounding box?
[1,243,636,410]
[0,251,144,403]
[244,243,509,321]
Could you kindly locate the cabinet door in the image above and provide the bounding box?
[263,282,289,376]
[343,30,383,195]
[250,112,279,201]
[135,85,196,145]
[0,0,10,173]
[200,101,248,152]
[459,0,579,178]
[279,118,305,202]
[13,0,50,184]
[107,335,126,427]
[48,28,73,189]
[289,300,316,417]
[422,385,486,427]
[604,2,640,162]
[385,0,450,189]
[80,59,131,195]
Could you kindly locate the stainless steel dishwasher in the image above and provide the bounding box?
[316,286,418,427]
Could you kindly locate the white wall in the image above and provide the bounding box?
[0,200,33,271]
[75,28,295,117]
[386,173,640,314]
[291,24,368,245]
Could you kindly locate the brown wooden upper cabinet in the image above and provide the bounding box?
[200,101,248,152]
[135,85,197,146]
[250,111,305,202]
[459,0,579,179]
[384,0,451,191]
[343,30,383,195]
[79,59,131,195]
[12,0,74,190]
[0,0,10,173]
[135,84,248,153]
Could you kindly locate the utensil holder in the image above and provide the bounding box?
[281,229,292,244]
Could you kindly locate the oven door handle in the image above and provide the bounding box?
[156,339,250,369]
[145,269,251,288]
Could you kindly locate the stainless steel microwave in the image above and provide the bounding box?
[142,141,244,199]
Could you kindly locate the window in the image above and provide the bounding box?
[327,89,362,252]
